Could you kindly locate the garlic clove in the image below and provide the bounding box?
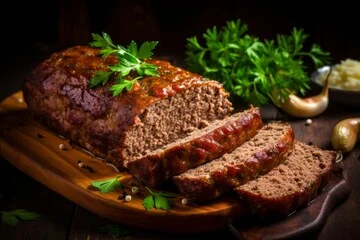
[276,67,331,118]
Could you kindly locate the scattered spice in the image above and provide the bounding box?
[59,143,66,150]
[78,161,84,168]
[181,198,188,205]
[118,191,127,200]
[36,134,44,139]
[84,165,95,173]
[305,119,312,125]
[125,195,132,202]
[77,160,94,172]
[131,187,139,194]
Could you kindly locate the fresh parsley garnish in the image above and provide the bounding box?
[1,209,40,226]
[88,32,159,96]
[185,19,331,106]
[91,175,123,194]
[108,77,140,96]
[98,224,131,237]
[142,186,176,211]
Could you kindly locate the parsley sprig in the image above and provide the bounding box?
[98,224,131,237]
[185,19,331,106]
[88,32,159,96]
[1,209,40,226]
[91,176,123,194]
[142,187,176,211]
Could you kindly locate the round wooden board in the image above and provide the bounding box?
[0,91,243,233]
[1,91,352,237]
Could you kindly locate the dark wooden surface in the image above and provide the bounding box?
[1,46,360,240]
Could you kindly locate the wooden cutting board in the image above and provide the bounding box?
[0,91,351,236]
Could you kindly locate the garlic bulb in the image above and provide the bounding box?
[332,118,360,153]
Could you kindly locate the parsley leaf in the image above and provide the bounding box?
[137,41,158,59]
[90,32,117,49]
[98,224,131,237]
[185,19,331,106]
[127,41,138,56]
[154,195,170,210]
[143,195,155,211]
[88,71,113,88]
[109,78,138,97]
[1,209,40,226]
[91,176,123,194]
[88,32,159,96]
[142,187,176,211]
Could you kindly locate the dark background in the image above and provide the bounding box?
[1,2,360,239]
[1,0,360,97]
[2,0,360,59]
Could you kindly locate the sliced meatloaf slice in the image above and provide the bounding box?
[127,106,263,188]
[235,141,336,219]
[173,122,294,201]
[23,46,233,169]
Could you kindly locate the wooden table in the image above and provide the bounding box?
[1,47,359,240]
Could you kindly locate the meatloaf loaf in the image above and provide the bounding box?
[23,46,233,169]
[173,122,295,201]
[128,106,263,188]
[235,141,336,218]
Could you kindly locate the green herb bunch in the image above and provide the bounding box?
[185,19,331,106]
[1,209,40,226]
[88,32,159,96]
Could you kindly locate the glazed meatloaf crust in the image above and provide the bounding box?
[173,122,295,201]
[235,141,336,219]
[128,106,263,188]
[23,46,233,169]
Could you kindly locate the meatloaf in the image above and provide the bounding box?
[173,122,295,201]
[128,106,263,188]
[235,141,336,219]
[23,46,233,169]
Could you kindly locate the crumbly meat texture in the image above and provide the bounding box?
[23,46,233,169]
[173,122,295,201]
[128,106,263,187]
[235,141,335,219]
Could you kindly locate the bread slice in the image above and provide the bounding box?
[128,106,263,187]
[235,141,336,219]
[173,122,294,201]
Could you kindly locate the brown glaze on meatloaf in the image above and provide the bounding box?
[23,46,233,169]
[127,106,263,188]
[235,141,336,219]
[173,122,294,201]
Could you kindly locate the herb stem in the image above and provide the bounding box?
[145,186,155,195]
